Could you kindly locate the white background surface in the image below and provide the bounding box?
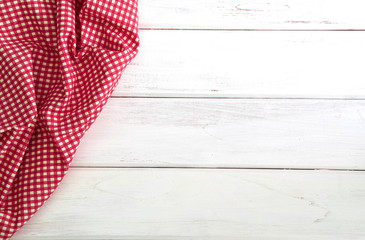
[13,0,365,239]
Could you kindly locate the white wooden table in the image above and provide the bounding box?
[13,0,365,239]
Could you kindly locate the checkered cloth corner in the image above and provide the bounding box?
[0,0,139,239]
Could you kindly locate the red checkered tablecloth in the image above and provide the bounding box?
[0,0,139,239]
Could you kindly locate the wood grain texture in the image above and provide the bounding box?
[72,98,365,169]
[138,0,365,29]
[12,168,365,240]
[115,30,365,98]
[13,1,365,239]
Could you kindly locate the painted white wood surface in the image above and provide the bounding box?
[114,30,365,98]
[138,0,365,29]
[13,0,365,239]
[12,168,365,240]
[73,98,365,170]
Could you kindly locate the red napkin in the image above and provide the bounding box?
[0,0,139,238]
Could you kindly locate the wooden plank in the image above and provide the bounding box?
[72,98,365,170]
[115,30,365,98]
[13,168,365,239]
[138,0,365,29]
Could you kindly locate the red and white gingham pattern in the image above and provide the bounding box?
[0,0,139,239]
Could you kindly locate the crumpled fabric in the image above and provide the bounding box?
[0,0,139,238]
